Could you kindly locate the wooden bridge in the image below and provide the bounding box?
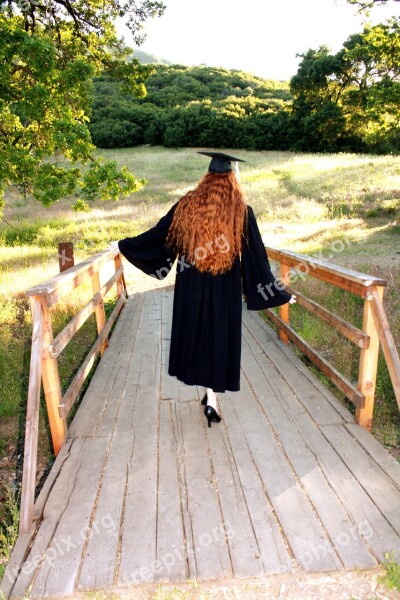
[1,247,400,599]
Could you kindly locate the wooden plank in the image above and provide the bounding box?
[206,404,275,577]
[76,434,129,591]
[19,297,44,534]
[175,402,232,580]
[321,424,400,535]
[94,295,144,438]
[169,401,197,578]
[117,291,161,586]
[0,440,73,599]
[241,333,377,570]
[25,436,110,598]
[217,397,294,575]
[254,366,400,562]
[59,293,126,419]
[25,248,118,306]
[285,286,370,349]
[264,308,365,408]
[266,247,387,290]
[345,423,400,489]
[154,401,188,582]
[242,309,350,425]
[371,287,400,411]
[10,437,86,599]
[246,309,355,423]
[67,293,140,438]
[225,378,342,572]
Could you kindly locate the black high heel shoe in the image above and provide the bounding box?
[204,405,221,428]
[201,393,207,406]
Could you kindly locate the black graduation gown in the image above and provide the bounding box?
[118,203,291,393]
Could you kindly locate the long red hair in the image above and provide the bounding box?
[166,171,247,275]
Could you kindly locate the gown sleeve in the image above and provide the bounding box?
[118,202,178,279]
[241,205,292,310]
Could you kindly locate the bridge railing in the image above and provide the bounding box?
[264,247,400,432]
[20,247,127,534]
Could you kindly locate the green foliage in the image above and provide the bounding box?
[0,484,20,579]
[0,0,165,214]
[380,552,400,591]
[290,19,400,153]
[90,19,400,155]
[89,65,292,151]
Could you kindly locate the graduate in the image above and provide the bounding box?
[112,152,296,428]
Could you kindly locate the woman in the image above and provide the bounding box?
[113,152,295,428]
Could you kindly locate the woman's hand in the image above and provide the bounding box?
[108,240,119,252]
[289,294,297,304]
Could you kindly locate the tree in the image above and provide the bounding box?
[347,0,400,11]
[289,20,400,152]
[0,0,165,212]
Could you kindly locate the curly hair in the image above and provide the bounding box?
[166,171,248,275]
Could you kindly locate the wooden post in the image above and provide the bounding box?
[19,296,44,534]
[41,303,67,454]
[58,242,74,273]
[356,286,384,430]
[92,271,108,355]
[114,252,126,299]
[370,287,400,411]
[279,263,291,344]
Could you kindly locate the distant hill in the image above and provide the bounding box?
[90,64,293,150]
[131,49,172,65]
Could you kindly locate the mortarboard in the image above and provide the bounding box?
[198,151,245,173]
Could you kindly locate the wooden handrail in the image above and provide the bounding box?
[20,247,127,535]
[264,246,399,431]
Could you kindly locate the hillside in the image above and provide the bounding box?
[89,64,292,150]
[131,48,172,65]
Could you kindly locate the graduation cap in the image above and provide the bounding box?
[198,151,245,173]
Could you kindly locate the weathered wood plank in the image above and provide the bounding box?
[206,405,275,577]
[76,434,129,591]
[9,437,86,599]
[176,402,232,580]
[0,439,73,599]
[265,247,387,293]
[218,396,294,575]
[344,423,400,490]
[243,308,351,424]
[241,333,377,570]
[59,293,126,420]
[258,370,400,561]
[263,308,365,407]
[155,401,188,582]
[117,291,161,587]
[25,436,110,598]
[224,377,342,572]
[321,424,400,535]
[67,293,141,438]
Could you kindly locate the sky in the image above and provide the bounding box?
[117,0,400,81]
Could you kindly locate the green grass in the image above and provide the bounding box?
[1,146,399,581]
[380,553,400,591]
